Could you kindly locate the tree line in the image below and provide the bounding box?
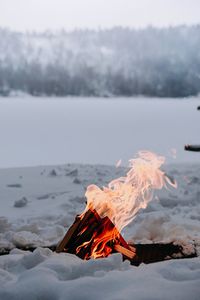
[0,26,200,97]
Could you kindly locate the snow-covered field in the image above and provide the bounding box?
[0,162,200,299]
[0,97,200,168]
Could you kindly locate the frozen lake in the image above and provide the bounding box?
[0,97,199,168]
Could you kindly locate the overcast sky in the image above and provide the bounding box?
[0,0,200,32]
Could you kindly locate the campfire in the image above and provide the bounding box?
[56,151,195,265]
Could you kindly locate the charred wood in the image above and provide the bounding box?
[126,243,197,266]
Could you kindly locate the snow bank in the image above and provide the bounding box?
[0,248,199,300]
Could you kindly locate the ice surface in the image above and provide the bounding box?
[0,97,200,168]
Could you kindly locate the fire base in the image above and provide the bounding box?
[56,209,197,265]
[56,209,135,259]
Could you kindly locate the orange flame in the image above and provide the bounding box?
[76,213,120,259]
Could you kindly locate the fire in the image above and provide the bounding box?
[57,151,177,260]
[83,151,176,230]
[76,210,120,259]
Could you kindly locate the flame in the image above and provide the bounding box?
[76,213,120,259]
[83,151,176,231]
[77,151,176,259]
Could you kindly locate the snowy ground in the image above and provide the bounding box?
[0,163,200,299]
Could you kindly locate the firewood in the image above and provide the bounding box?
[125,243,197,266]
[185,144,200,152]
[56,216,81,253]
[56,208,135,259]
[114,244,136,259]
[56,209,97,253]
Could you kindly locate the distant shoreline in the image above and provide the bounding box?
[0,91,199,100]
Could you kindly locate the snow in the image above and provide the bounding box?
[0,249,200,300]
[0,162,200,299]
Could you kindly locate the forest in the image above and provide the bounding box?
[0,25,200,97]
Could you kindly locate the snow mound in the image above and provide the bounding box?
[0,249,199,300]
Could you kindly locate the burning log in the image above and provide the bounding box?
[114,244,136,259]
[56,210,197,265]
[185,144,200,152]
[56,209,136,260]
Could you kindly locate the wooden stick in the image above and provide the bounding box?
[114,244,136,259]
[185,144,200,152]
[56,217,81,253]
[56,209,135,259]
[56,209,97,253]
